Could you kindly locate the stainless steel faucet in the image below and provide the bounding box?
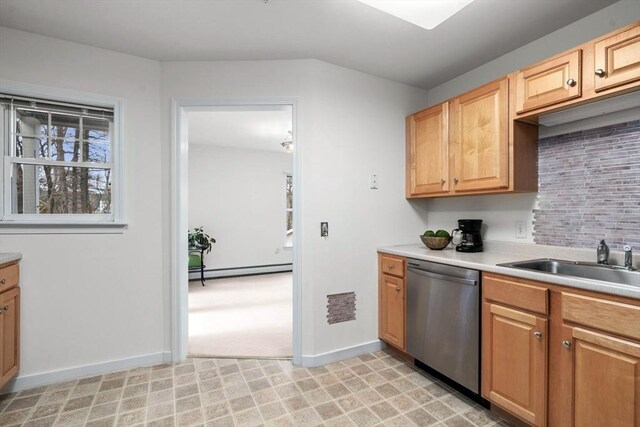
[624,245,635,270]
[597,239,609,265]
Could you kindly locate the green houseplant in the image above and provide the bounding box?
[188,227,216,268]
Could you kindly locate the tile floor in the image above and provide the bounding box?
[0,350,511,427]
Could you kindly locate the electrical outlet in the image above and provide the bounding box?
[370,173,378,189]
[321,222,329,237]
[515,221,527,239]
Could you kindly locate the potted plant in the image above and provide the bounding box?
[188,226,216,268]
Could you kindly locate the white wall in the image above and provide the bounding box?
[422,0,640,243]
[161,59,429,357]
[0,27,166,381]
[188,144,293,269]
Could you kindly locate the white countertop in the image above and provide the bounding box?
[378,241,640,300]
[0,253,22,266]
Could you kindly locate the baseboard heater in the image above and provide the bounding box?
[188,263,292,281]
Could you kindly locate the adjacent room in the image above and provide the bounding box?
[186,106,294,359]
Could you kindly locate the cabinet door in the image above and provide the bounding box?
[594,24,640,92]
[516,50,582,113]
[568,327,640,427]
[406,103,449,196]
[451,78,509,192]
[0,287,19,389]
[379,274,405,350]
[482,302,547,427]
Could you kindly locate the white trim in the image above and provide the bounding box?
[171,97,302,365]
[189,264,293,280]
[3,352,172,392]
[0,222,127,234]
[0,79,126,226]
[300,340,385,368]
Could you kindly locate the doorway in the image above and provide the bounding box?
[171,99,301,364]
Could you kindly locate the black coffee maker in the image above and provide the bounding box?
[452,219,483,253]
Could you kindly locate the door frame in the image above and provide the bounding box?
[170,97,302,364]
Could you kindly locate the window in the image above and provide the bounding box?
[1,92,121,225]
[285,174,293,247]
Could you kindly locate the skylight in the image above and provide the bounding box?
[357,0,474,30]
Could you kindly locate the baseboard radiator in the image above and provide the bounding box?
[189,263,293,281]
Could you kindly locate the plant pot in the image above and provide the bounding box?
[188,253,202,268]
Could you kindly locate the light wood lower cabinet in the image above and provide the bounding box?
[0,262,20,390]
[378,254,405,350]
[483,272,640,427]
[482,274,548,427]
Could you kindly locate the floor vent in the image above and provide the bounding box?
[327,292,356,324]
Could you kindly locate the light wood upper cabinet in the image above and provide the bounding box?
[516,50,582,114]
[406,103,449,196]
[594,25,640,92]
[451,78,509,192]
[378,254,405,350]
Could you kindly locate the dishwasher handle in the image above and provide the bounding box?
[407,266,477,286]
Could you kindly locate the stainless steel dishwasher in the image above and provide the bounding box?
[406,258,480,393]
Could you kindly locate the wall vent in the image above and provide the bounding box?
[327,292,356,324]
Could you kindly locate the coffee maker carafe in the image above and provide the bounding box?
[452,219,483,253]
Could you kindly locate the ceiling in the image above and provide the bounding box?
[188,109,293,153]
[0,0,619,90]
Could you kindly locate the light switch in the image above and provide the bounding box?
[321,222,329,237]
[515,221,527,238]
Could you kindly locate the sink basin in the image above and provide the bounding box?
[498,259,640,287]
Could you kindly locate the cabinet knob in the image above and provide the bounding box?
[0,305,8,313]
[395,286,401,292]
[453,177,459,184]
[595,68,606,77]
[440,179,446,184]
[0,279,5,285]
[566,78,576,87]
[387,265,394,270]
[562,340,572,349]
[533,331,543,340]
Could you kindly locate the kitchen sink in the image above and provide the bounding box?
[498,259,640,287]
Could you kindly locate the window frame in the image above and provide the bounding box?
[0,82,125,230]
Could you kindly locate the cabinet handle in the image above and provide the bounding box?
[440,179,446,184]
[595,69,606,77]
[566,78,576,87]
[533,331,543,340]
[453,177,459,184]
[0,305,8,313]
[387,265,394,270]
[562,340,572,349]
[0,279,5,285]
[395,286,401,292]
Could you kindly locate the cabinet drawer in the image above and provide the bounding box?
[380,255,405,278]
[483,273,549,315]
[562,292,640,341]
[0,264,19,292]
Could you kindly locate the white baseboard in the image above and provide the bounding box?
[4,351,172,392]
[300,340,385,368]
[189,264,292,280]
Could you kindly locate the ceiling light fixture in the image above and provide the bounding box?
[281,131,293,152]
[357,0,474,30]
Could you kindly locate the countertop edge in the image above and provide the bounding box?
[378,246,640,300]
[0,253,23,266]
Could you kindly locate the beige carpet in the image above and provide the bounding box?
[188,272,292,358]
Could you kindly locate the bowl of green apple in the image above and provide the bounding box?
[420,229,452,250]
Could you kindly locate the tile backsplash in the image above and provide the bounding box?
[533,120,640,251]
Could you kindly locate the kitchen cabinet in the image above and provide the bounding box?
[558,292,640,427]
[593,24,640,93]
[0,262,20,390]
[378,254,405,350]
[482,274,548,427]
[406,103,449,196]
[406,78,537,198]
[482,272,640,427]
[515,50,582,114]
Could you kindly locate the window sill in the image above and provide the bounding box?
[0,221,128,234]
